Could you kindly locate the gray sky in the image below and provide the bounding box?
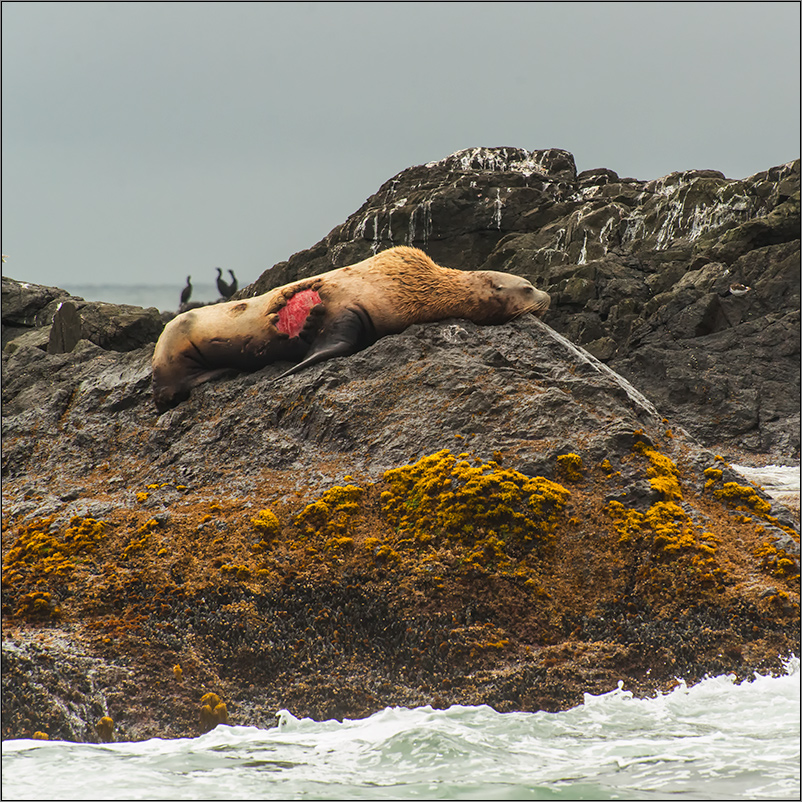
[2,1,799,289]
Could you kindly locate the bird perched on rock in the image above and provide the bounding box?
[216,268,238,299]
[180,276,192,307]
[729,283,751,296]
[227,270,238,296]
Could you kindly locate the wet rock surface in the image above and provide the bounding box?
[2,148,799,742]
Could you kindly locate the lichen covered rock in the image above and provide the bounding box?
[1,149,799,742]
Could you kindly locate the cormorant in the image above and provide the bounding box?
[226,269,238,296]
[215,268,227,298]
[215,268,238,299]
[180,276,192,306]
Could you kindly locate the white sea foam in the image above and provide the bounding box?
[3,659,798,800]
[731,463,801,514]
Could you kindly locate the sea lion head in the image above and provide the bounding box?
[481,271,551,322]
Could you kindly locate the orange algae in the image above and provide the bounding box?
[714,482,773,516]
[3,516,110,598]
[703,467,799,572]
[2,515,112,619]
[122,518,159,559]
[96,716,114,742]
[294,484,364,548]
[219,560,253,581]
[14,591,61,620]
[556,453,584,483]
[380,450,570,558]
[199,692,228,732]
[703,467,723,491]
[633,441,682,501]
[755,543,801,581]
[605,499,718,559]
[251,509,281,540]
[279,451,571,576]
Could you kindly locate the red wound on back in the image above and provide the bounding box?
[276,289,322,338]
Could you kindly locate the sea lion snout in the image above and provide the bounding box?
[484,272,551,319]
[525,285,551,317]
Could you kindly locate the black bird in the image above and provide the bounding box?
[216,268,238,299]
[180,276,192,306]
[227,269,238,296]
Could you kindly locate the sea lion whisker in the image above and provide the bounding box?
[510,301,546,320]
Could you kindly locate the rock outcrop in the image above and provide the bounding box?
[245,148,800,460]
[2,276,165,356]
[2,315,799,741]
[1,148,799,743]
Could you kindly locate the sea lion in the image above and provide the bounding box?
[152,246,550,412]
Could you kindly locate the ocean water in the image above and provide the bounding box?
[732,464,800,515]
[2,660,799,801]
[62,283,227,313]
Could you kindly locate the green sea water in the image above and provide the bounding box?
[3,659,799,800]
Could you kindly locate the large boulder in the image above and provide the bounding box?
[1,148,798,742]
[241,150,800,461]
[1,313,798,741]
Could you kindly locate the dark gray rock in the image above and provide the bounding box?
[2,277,165,355]
[74,301,164,352]
[2,310,795,544]
[49,301,83,354]
[236,149,800,460]
[3,327,52,354]
[1,275,75,328]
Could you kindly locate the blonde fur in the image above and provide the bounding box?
[152,246,549,411]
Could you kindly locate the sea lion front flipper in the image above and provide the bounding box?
[277,305,375,379]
